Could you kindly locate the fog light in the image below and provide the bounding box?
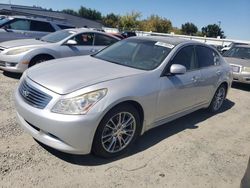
[5,62,17,67]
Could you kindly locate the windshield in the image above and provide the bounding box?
[223,47,250,59]
[40,30,74,43]
[0,18,9,27]
[93,39,173,70]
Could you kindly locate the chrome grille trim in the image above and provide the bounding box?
[19,79,52,109]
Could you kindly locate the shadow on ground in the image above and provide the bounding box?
[232,82,250,92]
[37,99,235,166]
[3,71,22,79]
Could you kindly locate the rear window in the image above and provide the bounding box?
[30,21,55,32]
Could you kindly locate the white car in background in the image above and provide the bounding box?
[0,28,119,73]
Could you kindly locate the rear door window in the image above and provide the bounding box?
[94,33,118,46]
[196,46,220,68]
[30,21,55,32]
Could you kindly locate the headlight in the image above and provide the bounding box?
[51,89,107,115]
[243,67,250,73]
[6,48,32,55]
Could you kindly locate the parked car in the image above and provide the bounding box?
[223,45,250,84]
[121,31,137,38]
[0,28,119,73]
[221,42,249,53]
[14,36,232,158]
[0,16,75,42]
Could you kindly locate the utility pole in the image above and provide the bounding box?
[217,21,221,38]
[218,21,221,28]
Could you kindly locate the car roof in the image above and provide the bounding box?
[131,36,195,46]
[5,15,74,26]
[65,28,120,39]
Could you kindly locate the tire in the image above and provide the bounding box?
[208,84,227,113]
[28,55,53,68]
[92,104,141,158]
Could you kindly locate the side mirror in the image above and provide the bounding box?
[65,39,77,45]
[170,64,186,75]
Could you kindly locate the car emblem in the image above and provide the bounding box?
[23,90,30,97]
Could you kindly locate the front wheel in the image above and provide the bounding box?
[208,84,227,113]
[92,104,141,158]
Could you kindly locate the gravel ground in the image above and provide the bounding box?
[0,70,249,188]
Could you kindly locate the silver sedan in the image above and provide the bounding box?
[14,36,232,158]
[223,45,250,84]
[0,28,119,73]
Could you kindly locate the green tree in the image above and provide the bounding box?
[170,27,182,35]
[62,9,78,16]
[181,22,198,35]
[103,13,120,28]
[139,15,172,33]
[78,6,102,20]
[119,11,141,30]
[201,24,225,38]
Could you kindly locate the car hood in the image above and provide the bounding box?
[224,57,250,67]
[27,56,145,95]
[0,38,48,49]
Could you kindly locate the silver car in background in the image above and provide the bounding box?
[0,28,119,73]
[15,36,232,158]
[223,45,250,84]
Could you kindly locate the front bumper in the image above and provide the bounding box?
[0,54,28,73]
[232,72,250,84]
[14,80,101,155]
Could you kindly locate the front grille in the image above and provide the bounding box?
[231,65,241,73]
[19,79,52,109]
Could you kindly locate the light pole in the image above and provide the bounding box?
[217,21,221,38]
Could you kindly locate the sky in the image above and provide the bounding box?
[2,0,250,40]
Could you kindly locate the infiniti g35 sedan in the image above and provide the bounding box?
[0,28,119,73]
[14,36,233,158]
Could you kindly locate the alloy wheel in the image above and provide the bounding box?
[213,87,226,111]
[101,112,136,153]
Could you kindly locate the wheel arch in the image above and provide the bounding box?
[29,53,55,67]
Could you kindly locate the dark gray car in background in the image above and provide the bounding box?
[0,16,74,42]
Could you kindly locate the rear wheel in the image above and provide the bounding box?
[208,84,227,112]
[92,104,141,158]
